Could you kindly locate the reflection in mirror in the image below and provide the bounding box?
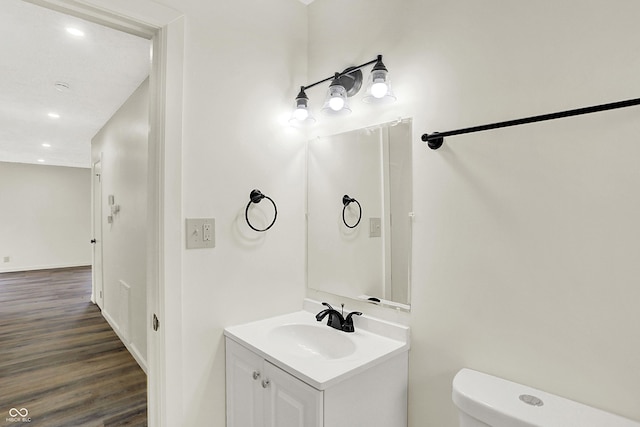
[306,118,412,310]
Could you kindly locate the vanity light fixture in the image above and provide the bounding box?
[290,54,395,126]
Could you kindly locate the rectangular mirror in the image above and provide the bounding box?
[306,118,412,310]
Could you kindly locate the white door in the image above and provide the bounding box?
[92,159,104,309]
[264,361,323,427]
[226,339,265,427]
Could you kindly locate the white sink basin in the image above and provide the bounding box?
[268,324,356,360]
[224,304,409,390]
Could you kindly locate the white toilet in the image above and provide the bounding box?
[453,368,640,427]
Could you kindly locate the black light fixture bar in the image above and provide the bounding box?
[422,97,640,150]
[302,57,379,91]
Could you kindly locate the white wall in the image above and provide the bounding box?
[152,1,309,425]
[307,0,640,425]
[91,78,149,368]
[0,161,91,272]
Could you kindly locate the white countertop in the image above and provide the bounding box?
[224,307,410,390]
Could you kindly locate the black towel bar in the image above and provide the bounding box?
[422,97,640,150]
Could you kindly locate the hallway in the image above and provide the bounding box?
[0,266,147,426]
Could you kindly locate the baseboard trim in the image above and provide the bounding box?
[102,309,148,374]
[0,263,91,274]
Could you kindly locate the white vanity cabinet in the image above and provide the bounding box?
[226,338,323,427]
[225,336,409,427]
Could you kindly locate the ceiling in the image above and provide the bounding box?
[0,0,152,169]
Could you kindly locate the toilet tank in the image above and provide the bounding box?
[452,368,640,427]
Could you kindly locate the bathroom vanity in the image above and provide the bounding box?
[224,300,410,427]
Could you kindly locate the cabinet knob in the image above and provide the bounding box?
[262,379,271,388]
[252,371,261,380]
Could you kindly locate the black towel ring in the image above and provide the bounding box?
[245,189,278,232]
[342,195,362,229]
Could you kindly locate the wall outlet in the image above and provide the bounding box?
[203,222,213,242]
[186,218,215,249]
[3,256,10,263]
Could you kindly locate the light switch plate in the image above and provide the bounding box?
[369,217,381,238]
[186,218,215,249]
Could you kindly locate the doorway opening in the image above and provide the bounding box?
[22,1,184,425]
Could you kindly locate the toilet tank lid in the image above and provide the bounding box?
[452,369,640,427]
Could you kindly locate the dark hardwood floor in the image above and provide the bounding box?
[0,266,147,426]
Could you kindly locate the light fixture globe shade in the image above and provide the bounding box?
[370,79,389,99]
[322,83,351,115]
[293,107,309,121]
[289,105,316,125]
[363,58,396,104]
[289,87,316,126]
[329,95,345,111]
[327,84,347,111]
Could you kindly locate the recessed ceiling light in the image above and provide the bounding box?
[42,143,51,148]
[66,27,85,37]
[48,112,60,119]
[37,159,45,163]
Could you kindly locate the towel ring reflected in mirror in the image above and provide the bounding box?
[342,195,362,229]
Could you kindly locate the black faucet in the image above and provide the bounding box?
[315,302,362,333]
[341,310,362,333]
[315,302,344,329]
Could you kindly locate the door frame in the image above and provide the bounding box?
[91,156,104,309]
[25,1,185,425]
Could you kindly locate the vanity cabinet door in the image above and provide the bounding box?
[263,361,323,427]
[226,339,265,427]
[226,338,323,427]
